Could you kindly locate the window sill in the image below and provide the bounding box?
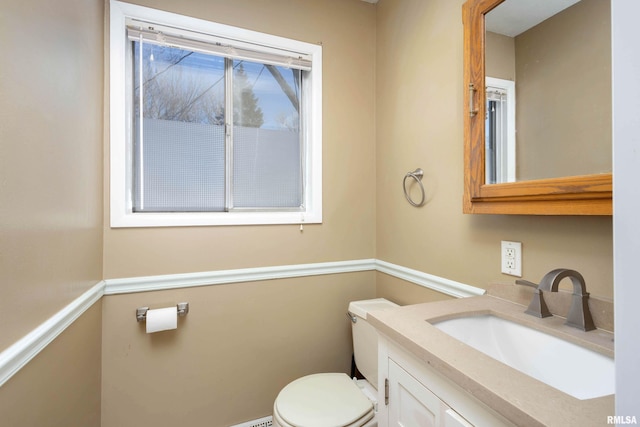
[110,210,322,228]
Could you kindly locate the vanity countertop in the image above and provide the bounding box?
[368,295,614,427]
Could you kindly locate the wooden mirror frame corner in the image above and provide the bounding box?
[462,0,612,215]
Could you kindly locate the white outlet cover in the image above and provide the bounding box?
[501,241,522,277]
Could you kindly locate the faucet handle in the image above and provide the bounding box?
[516,279,553,318]
[566,293,596,331]
[524,288,553,318]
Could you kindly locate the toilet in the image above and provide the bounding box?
[273,298,399,427]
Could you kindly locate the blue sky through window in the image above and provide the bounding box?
[135,41,300,130]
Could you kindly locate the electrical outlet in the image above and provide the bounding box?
[501,241,522,277]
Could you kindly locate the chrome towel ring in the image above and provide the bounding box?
[403,168,426,207]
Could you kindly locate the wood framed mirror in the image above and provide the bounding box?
[462,0,612,215]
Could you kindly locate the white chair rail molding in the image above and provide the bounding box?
[0,258,483,388]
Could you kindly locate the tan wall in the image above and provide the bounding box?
[101,273,376,427]
[101,1,377,426]
[485,31,516,81]
[1,0,616,425]
[0,0,104,352]
[375,0,612,299]
[103,0,377,279]
[0,303,103,427]
[516,0,612,181]
[0,0,104,425]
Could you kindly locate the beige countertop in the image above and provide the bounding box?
[368,295,614,427]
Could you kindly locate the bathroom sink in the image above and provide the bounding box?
[431,314,614,400]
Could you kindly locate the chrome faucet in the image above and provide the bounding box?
[516,268,596,331]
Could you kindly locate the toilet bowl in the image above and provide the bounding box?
[272,298,399,427]
[273,373,376,427]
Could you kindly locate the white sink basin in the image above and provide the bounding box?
[432,314,614,400]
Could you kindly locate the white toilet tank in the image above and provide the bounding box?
[348,298,399,390]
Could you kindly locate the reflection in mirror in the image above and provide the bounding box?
[485,76,515,183]
[484,0,611,183]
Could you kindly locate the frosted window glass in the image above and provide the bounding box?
[131,43,303,212]
[134,119,226,211]
[110,2,323,227]
[233,127,302,208]
[132,42,226,212]
[232,59,302,208]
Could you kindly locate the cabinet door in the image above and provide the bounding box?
[388,360,473,427]
[443,408,474,427]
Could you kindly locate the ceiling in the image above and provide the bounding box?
[485,0,581,37]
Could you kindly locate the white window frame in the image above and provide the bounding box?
[486,76,516,183]
[109,0,322,227]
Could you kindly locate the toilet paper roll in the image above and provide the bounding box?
[145,306,178,333]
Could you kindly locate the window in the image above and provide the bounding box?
[110,1,322,227]
[485,77,515,184]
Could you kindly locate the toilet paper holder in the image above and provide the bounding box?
[136,302,189,322]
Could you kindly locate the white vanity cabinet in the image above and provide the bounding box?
[377,335,514,427]
[386,359,473,427]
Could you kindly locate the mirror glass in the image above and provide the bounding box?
[484,0,611,184]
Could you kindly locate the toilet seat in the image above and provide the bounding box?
[273,373,375,427]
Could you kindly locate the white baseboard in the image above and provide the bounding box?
[229,415,273,427]
[0,259,483,388]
